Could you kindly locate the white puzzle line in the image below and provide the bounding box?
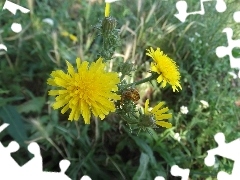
[174,0,227,22]
[204,132,240,180]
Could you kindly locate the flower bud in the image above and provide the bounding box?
[102,16,117,35]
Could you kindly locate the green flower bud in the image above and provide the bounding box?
[102,16,117,35]
[139,115,157,128]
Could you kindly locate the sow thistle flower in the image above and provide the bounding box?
[47,57,121,124]
[141,99,172,129]
[96,2,119,60]
[146,47,182,92]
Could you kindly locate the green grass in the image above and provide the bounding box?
[0,0,240,179]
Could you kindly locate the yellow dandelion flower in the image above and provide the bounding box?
[144,99,172,128]
[47,57,121,124]
[105,3,110,17]
[146,47,182,92]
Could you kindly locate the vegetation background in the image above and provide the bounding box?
[0,0,240,179]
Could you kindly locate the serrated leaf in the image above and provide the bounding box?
[0,105,28,146]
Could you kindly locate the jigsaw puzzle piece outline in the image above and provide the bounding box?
[2,0,30,33]
[233,11,240,23]
[216,28,240,69]
[170,165,190,180]
[174,0,227,22]
[204,132,240,180]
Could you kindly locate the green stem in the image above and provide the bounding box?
[124,73,158,88]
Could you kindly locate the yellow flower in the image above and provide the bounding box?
[61,31,69,37]
[47,57,121,124]
[105,3,110,17]
[61,31,78,43]
[69,34,78,43]
[144,99,172,128]
[146,47,182,92]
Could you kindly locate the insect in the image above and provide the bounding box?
[121,88,140,104]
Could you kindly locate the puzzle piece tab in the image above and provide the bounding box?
[216,27,240,69]
[0,123,72,179]
[154,176,165,180]
[0,1,30,51]
[21,142,42,173]
[233,11,240,23]
[174,0,227,22]
[2,0,30,33]
[171,165,190,180]
[204,132,240,180]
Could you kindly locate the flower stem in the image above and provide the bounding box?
[124,73,158,88]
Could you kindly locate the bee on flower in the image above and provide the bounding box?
[120,88,140,105]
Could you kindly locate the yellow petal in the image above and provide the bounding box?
[61,104,69,114]
[156,121,172,128]
[155,113,172,120]
[48,90,68,96]
[144,99,150,115]
[47,78,57,86]
[151,101,165,114]
[54,77,68,87]
[155,107,169,115]
[73,102,81,121]
[157,75,163,84]
[68,108,76,121]
[150,63,158,73]
[52,98,69,109]
[66,60,75,76]
[81,101,91,124]
[161,79,167,88]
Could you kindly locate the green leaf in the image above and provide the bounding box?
[0,96,24,107]
[131,136,156,164]
[154,143,176,166]
[17,97,45,114]
[0,105,28,146]
[133,152,149,180]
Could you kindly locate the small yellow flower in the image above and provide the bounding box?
[146,47,182,92]
[69,34,78,43]
[47,57,121,124]
[61,31,78,43]
[61,31,69,37]
[144,99,172,128]
[105,3,110,17]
